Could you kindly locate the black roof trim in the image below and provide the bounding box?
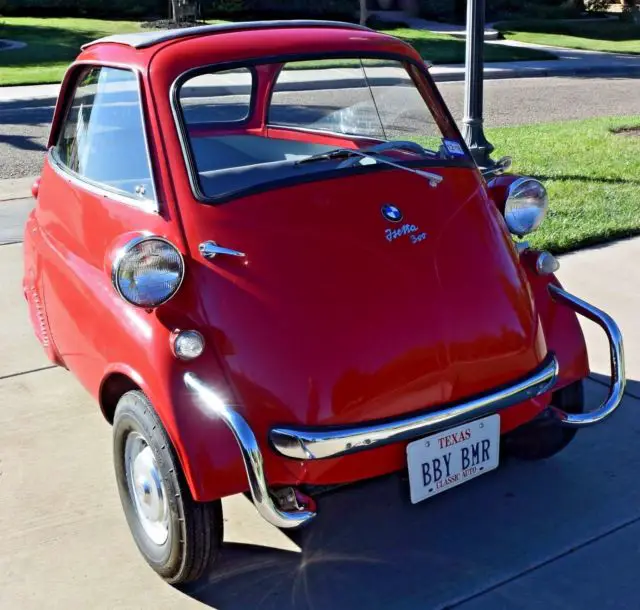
[81,20,373,51]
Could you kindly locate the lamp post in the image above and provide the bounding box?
[462,0,494,168]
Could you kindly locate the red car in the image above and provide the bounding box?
[24,21,625,584]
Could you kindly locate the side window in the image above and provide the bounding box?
[179,67,253,125]
[54,66,155,201]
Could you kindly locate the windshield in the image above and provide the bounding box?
[177,57,471,200]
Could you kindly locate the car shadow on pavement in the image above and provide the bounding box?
[591,371,640,400]
[0,133,46,152]
[182,378,640,610]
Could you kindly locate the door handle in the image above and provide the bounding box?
[199,241,245,259]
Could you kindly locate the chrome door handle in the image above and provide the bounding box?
[199,241,245,259]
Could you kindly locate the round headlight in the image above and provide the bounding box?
[504,178,549,237]
[112,236,184,307]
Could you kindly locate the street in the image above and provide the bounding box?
[2,76,640,179]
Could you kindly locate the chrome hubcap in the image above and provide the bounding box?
[125,432,169,546]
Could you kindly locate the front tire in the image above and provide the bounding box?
[113,390,222,585]
[502,380,585,461]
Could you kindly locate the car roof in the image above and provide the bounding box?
[81,20,372,51]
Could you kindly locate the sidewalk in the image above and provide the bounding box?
[370,10,500,39]
[0,177,35,202]
[431,31,640,81]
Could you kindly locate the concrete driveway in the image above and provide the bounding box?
[1,200,639,609]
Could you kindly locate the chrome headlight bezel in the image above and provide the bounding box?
[504,177,549,237]
[112,235,185,308]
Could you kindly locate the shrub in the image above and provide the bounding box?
[418,0,582,22]
[211,0,253,13]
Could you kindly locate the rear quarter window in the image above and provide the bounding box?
[54,66,155,202]
[179,67,254,124]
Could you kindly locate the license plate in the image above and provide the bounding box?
[406,414,500,504]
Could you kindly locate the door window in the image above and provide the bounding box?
[54,66,155,202]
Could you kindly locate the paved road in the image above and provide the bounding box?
[2,194,640,608]
[1,76,639,179]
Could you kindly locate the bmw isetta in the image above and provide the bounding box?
[23,21,626,585]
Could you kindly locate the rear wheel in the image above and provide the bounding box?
[502,380,584,461]
[113,390,223,584]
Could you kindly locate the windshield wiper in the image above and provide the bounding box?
[361,140,437,158]
[296,146,443,188]
[295,148,360,165]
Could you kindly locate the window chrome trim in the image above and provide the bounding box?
[50,65,159,213]
[48,149,158,213]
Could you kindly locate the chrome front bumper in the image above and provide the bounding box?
[271,354,559,460]
[271,286,626,461]
[547,284,626,426]
[184,372,316,529]
[184,286,625,529]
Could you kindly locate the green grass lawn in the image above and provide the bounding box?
[388,27,555,64]
[495,18,640,54]
[0,17,555,87]
[486,116,640,254]
[0,18,142,86]
[290,28,555,70]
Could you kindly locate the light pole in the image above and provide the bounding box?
[462,0,494,168]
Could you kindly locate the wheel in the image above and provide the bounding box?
[113,390,223,585]
[502,380,585,461]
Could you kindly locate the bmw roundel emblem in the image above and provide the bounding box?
[381,204,403,223]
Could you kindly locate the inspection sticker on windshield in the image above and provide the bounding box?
[443,139,465,157]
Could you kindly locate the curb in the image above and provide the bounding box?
[432,64,640,82]
[441,30,500,41]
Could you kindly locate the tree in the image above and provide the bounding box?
[170,0,199,23]
[622,0,640,23]
[359,0,368,25]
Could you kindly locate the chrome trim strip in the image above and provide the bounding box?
[82,20,373,50]
[184,373,316,529]
[548,284,626,427]
[271,354,559,460]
